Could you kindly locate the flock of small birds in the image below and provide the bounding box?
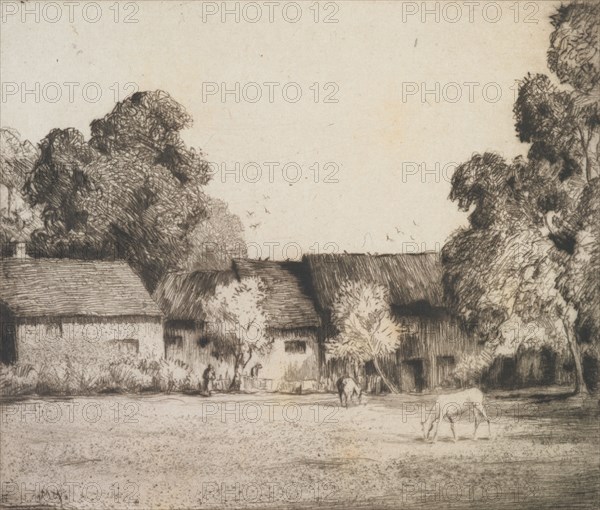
[245,196,421,245]
[359,220,422,249]
[383,220,419,242]
[246,195,271,230]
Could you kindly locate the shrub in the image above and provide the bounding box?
[1,356,206,396]
[0,364,38,396]
[156,359,193,393]
[36,362,71,395]
[100,359,153,393]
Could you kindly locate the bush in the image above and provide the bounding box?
[0,356,201,396]
[156,359,196,393]
[0,364,38,396]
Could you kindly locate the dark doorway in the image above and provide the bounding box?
[404,359,426,393]
[499,357,516,388]
[437,356,456,387]
[540,348,557,385]
[0,303,17,364]
[486,357,516,389]
[582,354,598,393]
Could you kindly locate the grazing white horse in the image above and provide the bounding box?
[421,388,491,442]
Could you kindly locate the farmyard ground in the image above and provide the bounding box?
[1,390,598,509]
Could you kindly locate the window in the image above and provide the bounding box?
[198,336,211,348]
[110,338,139,355]
[165,335,183,348]
[284,340,307,354]
[44,322,63,341]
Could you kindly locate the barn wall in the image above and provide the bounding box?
[396,312,480,391]
[319,310,479,393]
[164,322,235,381]
[484,350,574,389]
[15,316,163,365]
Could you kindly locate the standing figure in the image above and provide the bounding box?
[250,363,263,378]
[202,364,216,396]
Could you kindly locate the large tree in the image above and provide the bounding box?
[326,281,404,393]
[184,196,247,271]
[443,2,599,394]
[25,91,216,290]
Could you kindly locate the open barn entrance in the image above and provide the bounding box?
[583,354,598,393]
[436,356,456,387]
[540,348,557,385]
[0,303,16,364]
[402,359,426,393]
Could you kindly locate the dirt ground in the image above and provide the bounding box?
[0,389,598,509]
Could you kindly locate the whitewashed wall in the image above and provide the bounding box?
[16,316,164,365]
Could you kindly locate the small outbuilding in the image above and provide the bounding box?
[0,256,164,365]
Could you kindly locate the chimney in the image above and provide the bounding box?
[13,241,28,259]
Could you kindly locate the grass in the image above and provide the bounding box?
[0,390,598,509]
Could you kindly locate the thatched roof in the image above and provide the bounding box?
[232,259,320,329]
[154,260,320,329]
[0,258,162,318]
[153,270,235,322]
[303,252,444,312]
[154,253,442,327]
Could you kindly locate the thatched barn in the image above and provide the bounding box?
[303,252,481,392]
[153,259,321,391]
[0,256,164,366]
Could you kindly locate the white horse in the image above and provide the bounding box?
[421,388,491,442]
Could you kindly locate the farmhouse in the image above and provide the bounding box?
[0,254,164,365]
[233,259,321,391]
[154,259,321,391]
[304,252,481,392]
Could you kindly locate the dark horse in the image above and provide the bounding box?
[336,376,362,407]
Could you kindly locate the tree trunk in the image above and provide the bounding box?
[563,319,588,396]
[229,351,253,391]
[352,360,360,381]
[372,357,399,394]
[229,353,244,391]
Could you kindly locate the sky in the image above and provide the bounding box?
[0,0,561,259]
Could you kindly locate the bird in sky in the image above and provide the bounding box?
[386,234,393,242]
[264,207,271,214]
[395,227,404,235]
[250,223,261,230]
[246,211,255,217]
